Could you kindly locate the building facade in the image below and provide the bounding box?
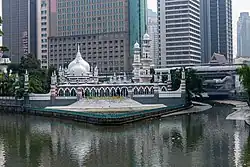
[56,0,129,36]
[157,0,201,67]
[237,12,250,57]
[2,0,37,63]
[210,0,233,63]
[37,0,57,69]
[200,0,212,63]
[147,9,159,66]
[48,0,147,72]
[48,32,130,74]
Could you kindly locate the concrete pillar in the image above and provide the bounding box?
[128,86,133,99]
[167,72,172,91]
[77,87,82,101]
[153,84,160,103]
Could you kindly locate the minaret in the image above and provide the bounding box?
[132,41,141,83]
[140,33,152,83]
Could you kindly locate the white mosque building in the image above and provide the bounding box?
[49,33,186,106]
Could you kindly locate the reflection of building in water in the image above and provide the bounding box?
[0,139,6,167]
[0,107,250,167]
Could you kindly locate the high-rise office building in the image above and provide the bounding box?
[48,0,147,73]
[129,0,148,56]
[157,0,201,67]
[237,12,250,57]
[210,0,233,63]
[37,0,57,69]
[147,9,158,66]
[2,0,37,63]
[200,0,211,63]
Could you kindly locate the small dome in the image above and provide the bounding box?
[134,41,140,49]
[69,62,87,76]
[143,33,150,40]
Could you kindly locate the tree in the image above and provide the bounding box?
[237,65,250,102]
[7,54,53,94]
[171,68,204,101]
[0,17,8,53]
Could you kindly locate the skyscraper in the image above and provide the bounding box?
[200,0,211,63]
[147,9,158,66]
[157,0,201,67]
[48,0,147,73]
[37,0,57,69]
[2,0,37,63]
[237,12,250,57]
[210,0,233,63]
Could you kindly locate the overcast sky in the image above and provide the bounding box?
[1,0,250,56]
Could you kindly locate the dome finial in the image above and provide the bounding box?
[77,44,80,53]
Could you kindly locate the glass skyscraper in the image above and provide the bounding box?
[210,0,233,63]
[2,0,37,63]
[129,0,147,57]
[237,12,250,57]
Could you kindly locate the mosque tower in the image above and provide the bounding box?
[140,33,152,83]
[132,41,141,83]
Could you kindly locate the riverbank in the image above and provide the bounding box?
[214,100,250,125]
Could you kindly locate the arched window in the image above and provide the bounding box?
[65,89,70,96]
[161,86,167,92]
[58,89,64,96]
[134,88,139,95]
[70,89,76,96]
[139,87,144,95]
[145,87,149,94]
[105,88,110,97]
[121,88,128,97]
[85,89,90,97]
[116,88,121,96]
[91,89,97,97]
[100,88,105,97]
[111,88,116,96]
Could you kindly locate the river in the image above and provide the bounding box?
[0,103,249,167]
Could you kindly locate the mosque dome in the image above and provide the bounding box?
[69,62,87,76]
[134,41,140,49]
[68,45,90,74]
[143,33,150,41]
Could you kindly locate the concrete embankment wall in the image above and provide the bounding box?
[0,103,192,125]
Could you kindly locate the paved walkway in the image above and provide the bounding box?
[162,101,212,117]
[214,100,250,121]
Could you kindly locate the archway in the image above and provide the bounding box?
[111,88,116,96]
[85,89,90,97]
[121,88,128,97]
[116,88,121,96]
[70,89,77,96]
[100,88,105,97]
[58,89,64,96]
[91,88,97,97]
[105,88,110,97]
[133,87,139,95]
[65,89,70,96]
[145,87,149,95]
[139,87,144,95]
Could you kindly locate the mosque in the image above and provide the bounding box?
[49,33,186,106]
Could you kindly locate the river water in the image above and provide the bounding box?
[0,103,249,167]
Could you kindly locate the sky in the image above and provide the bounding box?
[0,0,250,56]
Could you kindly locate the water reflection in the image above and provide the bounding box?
[0,104,249,167]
